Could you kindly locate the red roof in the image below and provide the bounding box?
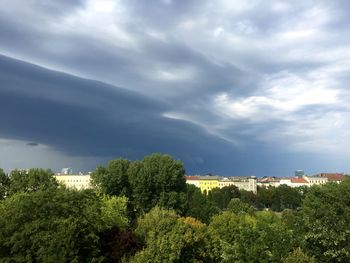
[318,173,346,182]
[291,177,308,184]
[186,176,199,180]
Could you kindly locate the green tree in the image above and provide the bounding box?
[256,186,274,209]
[91,158,131,197]
[0,188,128,262]
[282,248,316,263]
[301,180,350,262]
[132,208,221,263]
[210,211,294,262]
[227,198,254,214]
[183,184,220,224]
[8,168,58,195]
[208,185,240,210]
[0,168,9,199]
[271,185,303,211]
[128,154,186,213]
[239,189,257,207]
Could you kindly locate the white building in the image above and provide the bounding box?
[54,174,91,190]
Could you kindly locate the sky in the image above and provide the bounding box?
[1,0,350,176]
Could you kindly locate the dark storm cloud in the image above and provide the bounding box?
[0,54,249,173]
[1,0,350,174]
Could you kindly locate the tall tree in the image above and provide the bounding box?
[91,158,131,197]
[208,185,240,210]
[301,179,350,262]
[8,168,58,195]
[128,154,186,213]
[183,184,220,224]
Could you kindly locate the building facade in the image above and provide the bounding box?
[54,174,91,190]
[186,175,257,194]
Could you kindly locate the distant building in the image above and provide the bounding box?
[257,177,281,187]
[219,176,257,193]
[185,175,200,187]
[317,173,346,184]
[61,168,73,175]
[54,174,91,190]
[295,170,305,177]
[198,175,220,193]
[186,175,257,194]
[304,175,328,186]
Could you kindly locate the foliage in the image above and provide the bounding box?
[300,180,350,262]
[227,198,254,214]
[0,168,9,199]
[239,189,257,207]
[0,188,128,262]
[100,195,129,230]
[209,211,295,262]
[134,206,179,242]
[256,186,273,209]
[128,154,186,213]
[256,185,303,212]
[131,208,221,263]
[91,159,131,197]
[183,184,220,224]
[207,185,240,210]
[8,168,58,196]
[271,185,303,211]
[282,248,316,263]
[99,227,143,263]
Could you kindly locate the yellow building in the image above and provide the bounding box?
[198,176,220,193]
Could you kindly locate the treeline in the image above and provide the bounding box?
[0,153,349,262]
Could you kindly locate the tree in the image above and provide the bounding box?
[239,189,257,207]
[8,168,58,195]
[300,180,350,262]
[99,227,142,263]
[256,186,274,209]
[0,168,9,199]
[183,184,220,224]
[207,185,240,210]
[128,154,186,213]
[271,185,303,211]
[0,188,129,262]
[209,211,295,262]
[91,158,131,197]
[131,208,221,263]
[227,198,254,214]
[282,248,316,263]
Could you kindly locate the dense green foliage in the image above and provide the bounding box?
[0,154,349,262]
[0,188,128,262]
[0,168,9,199]
[8,168,58,196]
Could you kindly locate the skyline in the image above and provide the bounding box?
[1,1,350,176]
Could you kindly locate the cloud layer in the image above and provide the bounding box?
[1,0,350,175]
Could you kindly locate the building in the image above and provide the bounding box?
[257,177,281,187]
[54,174,91,190]
[61,168,73,175]
[186,175,257,194]
[317,173,347,184]
[219,176,257,193]
[185,175,200,187]
[198,176,220,193]
[295,170,305,177]
[304,175,328,186]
